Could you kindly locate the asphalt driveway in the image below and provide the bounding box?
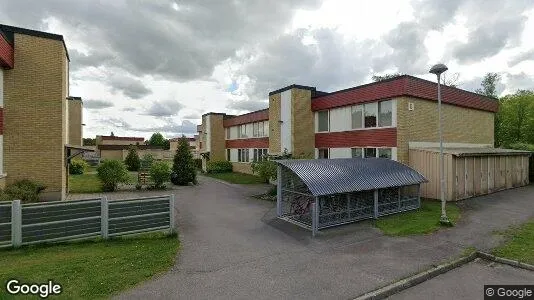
[117,177,534,299]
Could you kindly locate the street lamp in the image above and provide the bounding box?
[429,63,452,226]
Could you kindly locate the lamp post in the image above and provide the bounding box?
[429,63,451,226]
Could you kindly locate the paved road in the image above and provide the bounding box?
[111,177,534,299]
[391,259,534,300]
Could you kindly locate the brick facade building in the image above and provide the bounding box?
[0,24,84,200]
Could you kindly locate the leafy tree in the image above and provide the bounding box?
[148,132,167,148]
[171,136,197,185]
[475,72,501,98]
[150,161,171,189]
[442,72,460,87]
[82,138,96,146]
[371,73,402,82]
[497,90,534,146]
[97,160,129,192]
[124,146,141,171]
[140,153,155,171]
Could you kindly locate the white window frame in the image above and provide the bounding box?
[317,110,330,132]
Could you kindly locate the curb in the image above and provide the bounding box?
[352,251,534,300]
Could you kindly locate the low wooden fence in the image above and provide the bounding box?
[0,195,175,248]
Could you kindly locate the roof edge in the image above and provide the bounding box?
[269,84,317,96]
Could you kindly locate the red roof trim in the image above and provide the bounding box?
[0,33,13,68]
[100,136,144,141]
[311,75,498,112]
[223,109,269,127]
[315,128,397,148]
[226,138,269,148]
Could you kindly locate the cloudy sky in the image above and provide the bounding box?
[1,0,533,139]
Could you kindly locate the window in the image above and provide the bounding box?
[253,122,259,137]
[351,105,363,129]
[226,128,230,139]
[245,149,250,162]
[258,122,264,137]
[378,100,393,127]
[227,149,231,161]
[264,121,269,136]
[239,124,247,138]
[351,148,363,158]
[364,148,376,158]
[378,148,392,159]
[238,149,250,162]
[253,148,268,161]
[318,148,329,159]
[364,103,378,128]
[317,111,329,132]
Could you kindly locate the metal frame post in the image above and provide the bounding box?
[169,194,176,234]
[373,190,379,219]
[11,200,22,248]
[277,166,282,217]
[101,197,109,239]
[311,198,319,237]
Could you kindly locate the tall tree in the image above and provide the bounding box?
[171,136,197,185]
[498,90,534,146]
[475,72,501,98]
[124,146,141,171]
[82,138,96,146]
[371,73,402,82]
[148,132,167,148]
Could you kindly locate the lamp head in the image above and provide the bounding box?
[429,63,448,76]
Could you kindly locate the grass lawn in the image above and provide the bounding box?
[492,219,534,264]
[69,172,139,193]
[375,200,460,236]
[0,233,179,299]
[204,172,266,184]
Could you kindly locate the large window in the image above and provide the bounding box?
[253,122,259,137]
[238,149,250,162]
[364,103,378,128]
[238,125,247,138]
[253,148,268,161]
[258,122,264,137]
[226,149,231,161]
[351,148,363,158]
[351,106,363,129]
[226,128,230,139]
[318,148,329,159]
[378,148,392,159]
[317,111,329,132]
[378,100,392,127]
[364,148,377,158]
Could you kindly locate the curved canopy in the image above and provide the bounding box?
[277,158,427,196]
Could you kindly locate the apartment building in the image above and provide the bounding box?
[0,24,84,200]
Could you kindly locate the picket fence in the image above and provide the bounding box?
[0,195,175,248]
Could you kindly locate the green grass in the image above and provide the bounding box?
[492,219,534,264]
[69,172,139,193]
[0,233,179,299]
[204,172,266,184]
[375,200,460,236]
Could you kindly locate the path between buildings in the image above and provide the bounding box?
[89,176,534,300]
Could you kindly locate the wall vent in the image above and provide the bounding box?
[408,102,415,111]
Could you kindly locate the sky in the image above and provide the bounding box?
[1,0,533,139]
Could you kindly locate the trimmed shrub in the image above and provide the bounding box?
[97,160,130,192]
[171,136,197,185]
[194,158,202,170]
[69,159,88,175]
[140,153,155,171]
[206,161,232,174]
[150,161,171,189]
[3,179,46,202]
[124,147,141,171]
[251,160,277,183]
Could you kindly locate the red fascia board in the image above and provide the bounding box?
[315,128,397,148]
[101,136,144,141]
[226,138,269,148]
[311,76,498,113]
[0,34,13,68]
[223,109,269,127]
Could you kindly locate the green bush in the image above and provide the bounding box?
[194,158,202,170]
[171,137,197,185]
[2,179,47,202]
[97,160,130,192]
[150,161,171,189]
[140,153,155,171]
[206,161,233,174]
[124,147,141,171]
[251,160,277,183]
[506,143,534,181]
[69,159,88,175]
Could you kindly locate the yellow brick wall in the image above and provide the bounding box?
[268,93,282,154]
[3,33,68,200]
[291,88,314,158]
[68,99,83,146]
[208,115,226,161]
[100,150,124,160]
[232,162,253,174]
[397,97,495,164]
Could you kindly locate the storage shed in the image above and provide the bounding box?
[276,158,427,236]
[409,148,531,201]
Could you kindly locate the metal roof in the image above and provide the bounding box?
[413,147,532,157]
[277,158,427,196]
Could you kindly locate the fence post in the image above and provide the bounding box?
[374,190,379,219]
[101,197,109,239]
[11,200,22,248]
[169,194,176,234]
[277,166,282,217]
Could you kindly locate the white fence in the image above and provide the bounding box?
[0,195,175,248]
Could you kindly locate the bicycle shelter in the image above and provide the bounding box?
[276,158,428,236]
